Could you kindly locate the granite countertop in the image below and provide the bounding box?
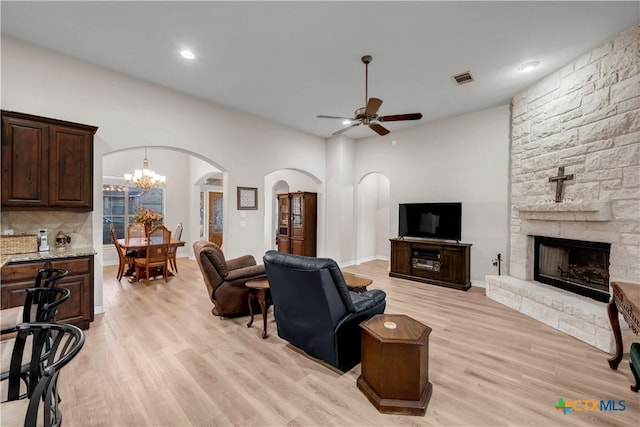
[1,246,97,268]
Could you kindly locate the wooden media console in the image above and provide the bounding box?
[389,238,471,291]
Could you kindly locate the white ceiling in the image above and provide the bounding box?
[1,1,638,139]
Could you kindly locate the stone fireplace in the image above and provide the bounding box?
[486,26,639,353]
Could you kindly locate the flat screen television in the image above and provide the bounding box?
[398,202,462,241]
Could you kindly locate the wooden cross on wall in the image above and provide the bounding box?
[549,166,574,203]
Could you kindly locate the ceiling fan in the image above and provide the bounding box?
[317,55,423,136]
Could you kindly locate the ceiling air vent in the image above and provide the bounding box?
[452,71,474,85]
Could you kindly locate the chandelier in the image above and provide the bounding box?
[123,150,166,191]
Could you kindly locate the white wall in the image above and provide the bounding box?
[2,37,326,311]
[375,174,391,257]
[325,136,357,263]
[355,105,511,283]
[1,37,327,256]
[1,36,512,295]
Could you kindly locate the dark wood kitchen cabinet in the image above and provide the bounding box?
[276,192,317,257]
[1,255,95,330]
[1,110,97,211]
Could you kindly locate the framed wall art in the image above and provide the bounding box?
[237,186,258,210]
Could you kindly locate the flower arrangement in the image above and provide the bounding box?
[132,207,163,231]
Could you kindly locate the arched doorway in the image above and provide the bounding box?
[272,180,290,250]
[263,169,323,255]
[102,147,224,265]
[356,172,391,263]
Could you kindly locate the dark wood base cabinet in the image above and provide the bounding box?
[1,256,94,329]
[389,238,471,291]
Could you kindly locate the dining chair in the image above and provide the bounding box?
[168,222,183,273]
[110,224,136,281]
[134,225,171,285]
[127,223,146,239]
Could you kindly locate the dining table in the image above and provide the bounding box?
[117,238,186,279]
[117,237,186,252]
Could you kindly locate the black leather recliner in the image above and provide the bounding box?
[263,250,386,372]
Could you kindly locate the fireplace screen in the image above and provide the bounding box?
[534,236,611,302]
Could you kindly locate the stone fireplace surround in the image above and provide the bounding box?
[486,202,616,352]
[486,26,639,354]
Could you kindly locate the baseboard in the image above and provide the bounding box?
[358,255,389,264]
[339,255,389,269]
[471,279,486,288]
[339,260,356,268]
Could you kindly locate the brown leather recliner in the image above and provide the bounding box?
[193,241,266,317]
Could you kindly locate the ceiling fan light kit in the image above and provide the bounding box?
[317,55,423,136]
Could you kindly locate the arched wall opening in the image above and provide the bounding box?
[102,147,224,266]
[195,172,224,248]
[264,169,325,256]
[356,172,391,263]
[270,180,290,251]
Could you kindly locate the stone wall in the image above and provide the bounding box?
[509,26,639,284]
[487,26,638,352]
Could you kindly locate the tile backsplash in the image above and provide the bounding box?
[1,211,93,249]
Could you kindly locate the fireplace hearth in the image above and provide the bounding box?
[534,236,611,303]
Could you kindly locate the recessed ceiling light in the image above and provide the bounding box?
[180,50,196,60]
[342,120,351,125]
[518,61,539,72]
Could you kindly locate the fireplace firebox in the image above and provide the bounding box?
[534,236,611,303]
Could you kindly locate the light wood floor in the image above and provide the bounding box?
[58,259,639,426]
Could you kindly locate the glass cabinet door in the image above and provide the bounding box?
[290,193,305,238]
[278,195,289,235]
[291,196,302,229]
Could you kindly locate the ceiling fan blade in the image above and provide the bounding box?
[378,113,423,122]
[369,123,390,136]
[317,115,356,120]
[332,122,361,135]
[365,97,383,116]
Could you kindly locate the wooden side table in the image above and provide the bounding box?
[245,277,271,339]
[342,272,373,293]
[357,314,432,416]
[607,281,640,369]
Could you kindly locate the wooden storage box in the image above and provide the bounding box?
[0,235,38,255]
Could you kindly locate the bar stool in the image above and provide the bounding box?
[0,268,69,334]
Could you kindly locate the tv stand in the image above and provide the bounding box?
[389,238,471,291]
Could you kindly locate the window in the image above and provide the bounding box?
[103,185,164,244]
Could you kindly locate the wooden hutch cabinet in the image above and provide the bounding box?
[1,110,97,211]
[390,238,471,291]
[276,192,317,257]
